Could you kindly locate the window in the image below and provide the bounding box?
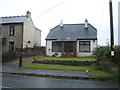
[64,42,73,52]
[79,41,90,52]
[9,41,14,52]
[52,42,62,52]
[9,26,15,36]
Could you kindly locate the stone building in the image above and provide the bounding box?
[0,11,41,54]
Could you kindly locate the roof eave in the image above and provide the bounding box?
[0,22,23,25]
[45,39,57,40]
[77,38,97,40]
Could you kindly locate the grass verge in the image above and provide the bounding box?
[89,70,119,81]
[21,63,119,81]
[6,72,118,81]
[21,63,92,71]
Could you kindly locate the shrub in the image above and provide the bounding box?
[93,46,120,72]
[93,46,120,64]
[114,46,120,64]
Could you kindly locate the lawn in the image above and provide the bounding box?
[21,63,92,71]
[36,56,96,61]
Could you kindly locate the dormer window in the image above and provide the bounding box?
[9,26,15,36]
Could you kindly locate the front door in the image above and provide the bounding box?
[62,42,76,57]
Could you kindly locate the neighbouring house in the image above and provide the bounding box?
[0,11,41,54]
[46,19,97,57]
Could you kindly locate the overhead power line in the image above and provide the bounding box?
[34,0,65,20]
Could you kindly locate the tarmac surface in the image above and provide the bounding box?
[2,73,118,88]
[2,60,90,78]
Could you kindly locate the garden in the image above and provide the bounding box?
[20,46,120,80]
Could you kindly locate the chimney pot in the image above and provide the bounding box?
[60,20,63,28]
[85,18,88,29]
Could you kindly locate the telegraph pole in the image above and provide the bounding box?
[109,0,114,58]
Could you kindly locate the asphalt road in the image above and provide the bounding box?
[1,73,119,88]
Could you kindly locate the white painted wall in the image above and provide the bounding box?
[34,28,41,47]
[77,40,97,57]
[46,40,97,57]
[46,40,62,57]
[23,17,35,48]
[46,40,52,56]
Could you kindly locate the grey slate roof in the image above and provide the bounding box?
[46,24,97,41]
[0,16,27,24]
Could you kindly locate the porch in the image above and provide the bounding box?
[52,41,76,57]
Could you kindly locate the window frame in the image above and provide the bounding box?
[9,26,15,36]
[9,41,14,52]
[79,41,91,52]
[52,41,62,52]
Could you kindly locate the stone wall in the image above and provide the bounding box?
[16,46,45,58]
[33,60,96,66]
[2,52,17,62]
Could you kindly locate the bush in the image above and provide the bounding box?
[93,46,120,64]
[114,46,120,64]
[93,46,120,72]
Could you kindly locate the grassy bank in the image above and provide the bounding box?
[36,56,96,61]
[20,56,118,81]
[21,63,119,80]
[21,63,92,71]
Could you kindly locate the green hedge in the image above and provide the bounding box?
[93,46,120,64]
[93,46,120,72]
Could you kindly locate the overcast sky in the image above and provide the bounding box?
[0,0,119,46]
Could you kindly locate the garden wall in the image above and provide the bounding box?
[33,60,96,66]
[16,46,45,58]
[2,46,45,62]
[2,52,17,62]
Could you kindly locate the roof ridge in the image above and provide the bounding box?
[62,23,87,25]
[1,15,26,18]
